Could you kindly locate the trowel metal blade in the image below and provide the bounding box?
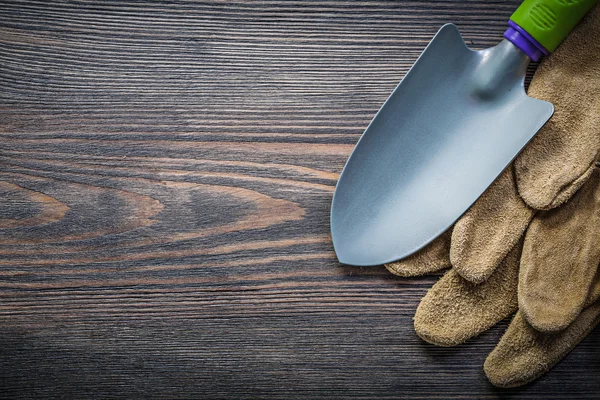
[331,24,554,266]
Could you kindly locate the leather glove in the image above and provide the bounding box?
[385,4,600,387]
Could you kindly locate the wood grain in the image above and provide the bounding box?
[1,1,599,398]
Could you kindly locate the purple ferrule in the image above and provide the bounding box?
[503,20,549,62]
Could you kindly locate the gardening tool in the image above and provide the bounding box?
[331,0,597,266]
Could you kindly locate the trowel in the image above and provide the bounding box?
[331,0,598,266]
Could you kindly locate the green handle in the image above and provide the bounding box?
[511,0,598,52]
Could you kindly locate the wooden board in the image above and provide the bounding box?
[1,0,599,398]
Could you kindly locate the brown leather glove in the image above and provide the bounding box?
[385,5,600,387]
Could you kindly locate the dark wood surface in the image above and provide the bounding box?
[1,1,599,398]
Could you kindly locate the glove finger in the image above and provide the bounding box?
[385,229,451,277]
[414,240,521,346]
[519,168,600,333]
[451,168,534,284]
[514,5,600,210]
[484,300,600,388]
